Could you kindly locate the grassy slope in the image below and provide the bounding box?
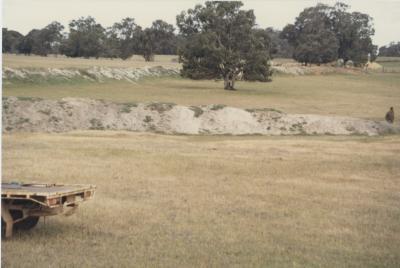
[2,132,400,267]
[4,74,400,121]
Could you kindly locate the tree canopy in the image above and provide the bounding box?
[281,2,376,65]
[379,42,400,57]
[13,22,64,56]
[137,20,177,62]
[265,28,293,58]
[151,20,177,55]
[106,17,142,59]
[3,2,378,68]
[61,17,105,58]
[176,1,272,90]
[2,28,23,53]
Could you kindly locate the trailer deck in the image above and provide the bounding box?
[1,182,96,238]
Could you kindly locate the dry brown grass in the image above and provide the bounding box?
[2,53,180,69]
[2,54,400,266]
[2,132,400,267]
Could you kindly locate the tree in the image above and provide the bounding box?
[281,4,339,65]
[151,20,177,55]
[16,22,64,56]
[40,21,65,55]
[293,28,339,65]
[108,17,142,60]
[379,42,400,57]
[17,29,39,55]
[138,28,155,61]
[136,20,177,62]
[176,1,272,90]
[330,3,376,64]
[281,2,376,66]
[103,27,121,58]
[265,28,293,58]
[61,16,105,58]
[2,28,23,53]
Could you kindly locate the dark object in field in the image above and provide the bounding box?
[1,182,96,238]
[385,107,394,124]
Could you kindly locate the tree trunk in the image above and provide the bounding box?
[223,73,235,90]
[143,53,154,62]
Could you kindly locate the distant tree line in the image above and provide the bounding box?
[379,42,400,57]
[2,17,178,61]
[3,1,389,68]
[3,13,295,63]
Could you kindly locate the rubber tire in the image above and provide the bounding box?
[1,214,39,238]
[14,216,40,230]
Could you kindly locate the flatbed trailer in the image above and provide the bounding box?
[1,182,96,238]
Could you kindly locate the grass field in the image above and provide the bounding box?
[2,54,400,267]
[2,132,400,267]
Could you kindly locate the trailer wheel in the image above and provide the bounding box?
[9,210,40,231]
[14,216,40,230]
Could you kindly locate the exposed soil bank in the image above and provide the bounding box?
[3,66,180,83]
[3,64,372,85]
[3,97,398,136]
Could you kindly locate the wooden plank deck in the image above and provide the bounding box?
[1,183,95,198]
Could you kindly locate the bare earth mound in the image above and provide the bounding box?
[3,97,398,135]
[2,66,180,84]
[2,63,369,85]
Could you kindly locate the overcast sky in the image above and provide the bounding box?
[2,0,400,47]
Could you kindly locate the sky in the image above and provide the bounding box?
[2,0,400,47]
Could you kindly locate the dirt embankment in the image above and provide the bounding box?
[2,66,180,84]
[3,97,399,136]
[2,64,371,85]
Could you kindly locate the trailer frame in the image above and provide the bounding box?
[1,182,96,238]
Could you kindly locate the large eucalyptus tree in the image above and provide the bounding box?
[176,1,272,90]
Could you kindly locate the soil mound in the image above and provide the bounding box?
[3,97,399,136]
[3,64,370,84]
[366,62,384,71]
[3,66,180,83]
